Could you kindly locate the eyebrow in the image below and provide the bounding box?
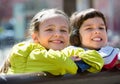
[45,24,68,28]
[46,24,55,27]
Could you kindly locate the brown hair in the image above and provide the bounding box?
[28,8,71,36]
[70,8,107,47]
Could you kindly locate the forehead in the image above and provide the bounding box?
[83,17,105,25]
[41,14,67,22]
[40,14,69,25]
[39,14,69,29]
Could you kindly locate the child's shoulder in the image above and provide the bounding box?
[98,46,120,57]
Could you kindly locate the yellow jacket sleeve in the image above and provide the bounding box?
[63,47,104,73]
[8,42,103,75]
[8,42,78,75]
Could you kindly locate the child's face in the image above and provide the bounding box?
[35,14,69,50]
[79,17,108,50]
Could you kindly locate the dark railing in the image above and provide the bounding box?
[0,70,120,84]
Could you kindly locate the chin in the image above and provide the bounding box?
[94,47,101,50]
[52,48,63,51]
[88,46,101,50]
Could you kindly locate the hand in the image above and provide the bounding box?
[71,56,81,61]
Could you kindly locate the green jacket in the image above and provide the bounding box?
[7,42,104,75]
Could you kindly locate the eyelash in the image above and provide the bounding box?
[86,28,92,30]
[46,29,52,31]
[60,30,67,32]
[45,29,67,32]
[86,27,105,30]
[99,27,105,30]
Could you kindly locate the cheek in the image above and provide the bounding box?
[104,34,108,44]
[37,33,48,42]
[80,34,90,44]
[65,35,69,42]
[80,32,87,40]
[102,32,108,41]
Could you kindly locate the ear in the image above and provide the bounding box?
[32,32,39,43]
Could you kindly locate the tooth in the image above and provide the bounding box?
[93,38,101,41]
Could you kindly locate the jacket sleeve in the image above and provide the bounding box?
[8,43,103,75]
[79,50,104,73]
[26,49,78,75]
[8,42,45,74]
[8,42,78,75]
[63,47,104,73]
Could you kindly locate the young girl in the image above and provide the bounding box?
[0,8,104,75]
[70,8,120,70]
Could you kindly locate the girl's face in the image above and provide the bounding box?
[79,17,108,50]
[34,14,69,50]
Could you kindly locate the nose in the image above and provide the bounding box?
[94,29,101,34]
[54,30,62,37]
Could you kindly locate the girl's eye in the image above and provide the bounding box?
[86,27,92,30]
[45,28,53,31]
[60,29,67,32]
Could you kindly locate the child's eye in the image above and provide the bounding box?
[86,27,92,30]
[99,27,105,30]
[45,28,53,31]
[60,29,68,32]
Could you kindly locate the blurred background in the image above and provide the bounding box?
[0,0,120,66]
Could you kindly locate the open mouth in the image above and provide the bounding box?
[50,40,64,44]
[92,38,102,41]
